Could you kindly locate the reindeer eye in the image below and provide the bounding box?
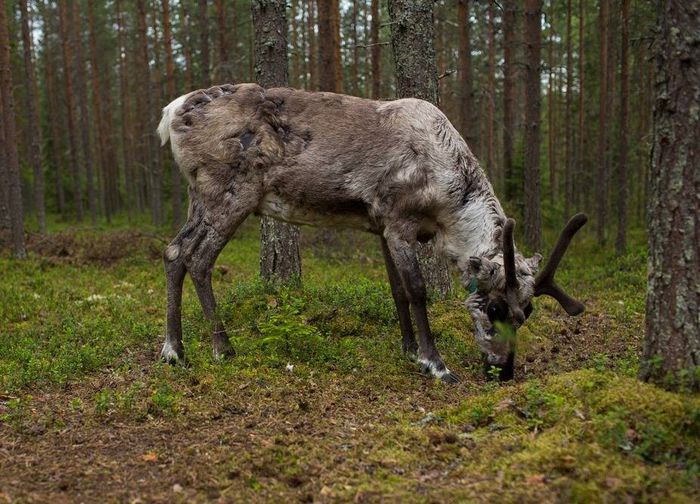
[524,303,533,320]
[487,300,508,323]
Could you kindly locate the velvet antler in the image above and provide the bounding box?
[534,213,588,316]
[502,218,526,324]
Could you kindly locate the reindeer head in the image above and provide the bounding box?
[464,214,588,381]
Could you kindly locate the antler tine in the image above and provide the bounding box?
[534,213,588,316]
[502,218,525,324]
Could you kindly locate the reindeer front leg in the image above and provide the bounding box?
[381,237,419,356]
[383,230,459,384]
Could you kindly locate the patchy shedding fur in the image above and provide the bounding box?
[157,84,582,382]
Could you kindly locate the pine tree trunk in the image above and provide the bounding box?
[42,5,66,216]
[290,0,300,88]
[198,0,210,86]
[351,0,359,96]
[0,0,26,257]
[215,0,231,82]
[318,0,342,92]
[523,0,543,251]
[597,0,609,245]
[616,0,629,255]
[486,1,496,182]
[19,0,45,233]
[577,0,585,213]
[58,0,83,221]
[117,0,135,220]
[307,0,317,90]
[641,0,700,391]
[72,1,98,225]
[0,88,8,230]
[548,19,556,204]
[503,0,516,202]
[252,0,302,287]
[387,0,451,299]
[162,0,182,228]
[370,0,380,98]
[180,1,195,90]
[564,0,573,218]
[458,0,475,150]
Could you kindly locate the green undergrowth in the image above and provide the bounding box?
[1,219,697,501]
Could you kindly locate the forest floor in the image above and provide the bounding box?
[1,218,698,503]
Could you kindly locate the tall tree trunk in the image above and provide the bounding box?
[458,0,475,150]
[616,0,630,255]
[162,0,182,228]
[290,0,300,88]
[88,0,115,222]
[564,0,573,218]
[151,0,164,226]
[577,0,585,213]
[0,0,26,257]
[42,6,65,215]
[73,1,98,225]
[0,86,8,231]
[370,0,380,98]
[252,0,302,287]
[307,0,317,90]
[198,0,210,86]
[351,0,359,95]
[58,0,83,221]
[486,1,496,181]
[548,18,556,204]
[503,0,516,201]
[318,0,342,92]
[387,0,451,298]
[19,0,46,233]
[117,0,135,220]
[180,1,194,90]
[523,0,543,251]
[597,0,609,244]
[641,0,700,391]
[215,0,232,82]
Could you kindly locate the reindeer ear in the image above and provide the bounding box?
[526,253,543,274]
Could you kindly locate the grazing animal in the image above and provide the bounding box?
[157,83,586,382]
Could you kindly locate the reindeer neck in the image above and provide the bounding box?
[441,192,506,267]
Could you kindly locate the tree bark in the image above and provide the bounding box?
[0,86,8,231]
[318,0,342,92]
[641,0,700,391]
[387,0,451,298]
[162,0,182,228]
[20,0,46,233]
[42,4,66,216]
[370,0,380,98]
[597,0,609,245]
[523,0,543,251]
[547,18,556,204]
[215,0,233,82]
[351,0,359,96]
[577,0,585,213]
[0,0,26,257]
[458,0,475,151]
[72,1,98,225]
[198,0,210,86]
[58,0,83,221]
[252,0,302,287]
[486,1,496,182]
[616,0,630,255]
[307,0,317,90]
[503,0,517,202]
[116,0,136,220]
[564,0,573,218]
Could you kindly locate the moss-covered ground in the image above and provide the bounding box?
[1,218,698,502]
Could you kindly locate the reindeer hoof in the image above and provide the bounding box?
[440,371,461,384]
[419,359,460,384]
[212,344,236,361]
[160,341,184,364]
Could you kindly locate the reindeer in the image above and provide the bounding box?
[157,83,586,382]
